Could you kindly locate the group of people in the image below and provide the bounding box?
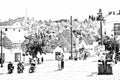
[7,59,37,74]
[7,61,24,74]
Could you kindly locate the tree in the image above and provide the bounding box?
[102,36,119,52]
[21,32,46,58]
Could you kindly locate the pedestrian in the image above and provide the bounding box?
[29,59,36,73]
[61,54,64,69]
[41,57,44,63]
[8,62,14,74]
[17,61,24,73]
[57,54,62,70]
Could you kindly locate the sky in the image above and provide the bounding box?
[0,0,120,21]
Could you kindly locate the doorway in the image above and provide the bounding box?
[15,53,21,62]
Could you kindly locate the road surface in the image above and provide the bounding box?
[0,56,120,80]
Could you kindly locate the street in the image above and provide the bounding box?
[0,56,120,80]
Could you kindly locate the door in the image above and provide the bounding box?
[15,53,21,62]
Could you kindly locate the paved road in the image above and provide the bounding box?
[0,56,120,80]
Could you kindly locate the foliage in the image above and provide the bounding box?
[22,33,46,58]
[103,36,119,52]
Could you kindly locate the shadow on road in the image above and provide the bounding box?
[54,69,62,72]
[92,60,98,62]
[87,72,98,77]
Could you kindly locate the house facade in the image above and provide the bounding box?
[0,21,28,63]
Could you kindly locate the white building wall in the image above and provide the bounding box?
[103,15,120,37]
[0,47,13,62]
[0,22,28,63]
[12,48,24,62]
[0,47,25,62]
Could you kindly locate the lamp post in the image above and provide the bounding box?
[97,9,103,45]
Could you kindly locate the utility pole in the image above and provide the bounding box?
[70,16,73,59]
[1,29,3,67]
[114,24,116,53]
[114,23,117,64]
[97,9,103,45]
[114,25,116,63]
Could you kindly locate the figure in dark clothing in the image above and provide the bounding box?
[29,59,36,73]
[17,62,24,73]
[61,54,64,69]
[41,57,44,63]
[8,62,14,74]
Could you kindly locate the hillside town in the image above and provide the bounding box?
[1,9,120,80]
[0,14,100,62]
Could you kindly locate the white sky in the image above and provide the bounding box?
[0,0,120,21]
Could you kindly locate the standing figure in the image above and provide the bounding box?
[57,54,62,70]
[29,59,36,73]
[17,61,24,73]
[8,62,14,74]
[61,54,64,69]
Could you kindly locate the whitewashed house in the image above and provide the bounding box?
[0,21,28,62]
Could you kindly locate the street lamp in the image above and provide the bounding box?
[97,9,103,45]
[97,9,115,45]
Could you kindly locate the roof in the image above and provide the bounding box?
[53,46,63,53]
[78,33,94,46]
[0,36,14,49]
[0,17,24,26]
[57,29,76,51]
